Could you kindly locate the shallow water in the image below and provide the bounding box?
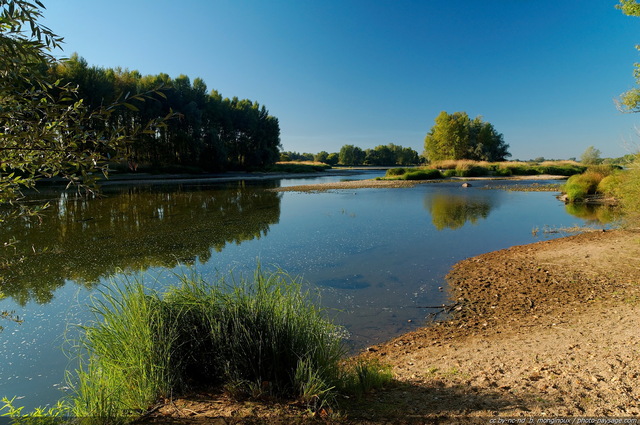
[0,172,616,409]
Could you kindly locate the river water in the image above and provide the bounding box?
[0,170,617,409]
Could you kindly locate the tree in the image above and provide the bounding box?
[338,145,364,165]
[616,1,640,112]
[325,152,339,165]
[1,1,171,219]
[424,111,510,162]
[314,151,329,163]
[580,146,602,165]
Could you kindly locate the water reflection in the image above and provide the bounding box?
[424,192,496,230]
[564,203,621,225]
[0,182,282,305]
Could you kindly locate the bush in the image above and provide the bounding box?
[385,167,406,177]
[493,167,512,177]
[455,165,490,177]
[402,169,443,180]
[537,164,586,176]
[442,169,457,177]
[69,268,348,419]
[563,170,606,202]
[597,172,625,197]
[618,159,640,225]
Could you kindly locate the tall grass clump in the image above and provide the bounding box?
[563,165,617,202]
[68,268,349,420]
[70,282,178,419]
[617,158,640,225]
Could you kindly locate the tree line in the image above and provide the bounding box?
[281,143,421,166]
[53,54,281,172]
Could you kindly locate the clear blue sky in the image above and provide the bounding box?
[43,0,640,160]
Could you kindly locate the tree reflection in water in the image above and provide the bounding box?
[424,192,495,230]
[0,182,282,305]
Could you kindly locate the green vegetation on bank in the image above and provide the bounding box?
[561,158,640,226]
[59,268,391,422]
[382,160,586,181]
[264,162,332,173]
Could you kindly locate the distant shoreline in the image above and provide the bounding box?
[270,174,570,192]
[36,168,374,187]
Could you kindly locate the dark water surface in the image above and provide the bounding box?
[0,172,616,409]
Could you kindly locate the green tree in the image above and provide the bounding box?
[338,145,364,165]
[326,152,339,165]
[617,0,640,112]
[424,111,510,162]
[314,151,329,163]
[580,146,602,165]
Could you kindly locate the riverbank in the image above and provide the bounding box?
[145,228,640,423]
[36,168,374,187]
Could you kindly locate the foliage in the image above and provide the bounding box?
[364,144,420,166]
[0,0,167,222]
[385,168,407,176]
[279,151,314,162]
[338,145,365,165]
[54,55,281,172]
[265,162,331,173]
[616,0,640,112]
[326,152,340,165]
[424,111,511,162]
[68,268,348,419]
[563,166,615,202]
[401,169,443,180]
[616,157,640,224]
[336,144,420,166]
[580,146,602,165]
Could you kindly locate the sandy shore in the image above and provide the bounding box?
[352,228,640,421]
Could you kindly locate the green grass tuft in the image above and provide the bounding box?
[67,267,351,420]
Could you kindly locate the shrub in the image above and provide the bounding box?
[385,167,406,177]
[537,164,586,176]
[402,169,443,180]
[442,169,457,177]
[597,172,625,197]
[618,158,640,225]
[563,170,606,202]
[493,167,512,177]
[455,165,490,177]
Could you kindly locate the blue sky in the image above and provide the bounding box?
[43,0,640,160]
